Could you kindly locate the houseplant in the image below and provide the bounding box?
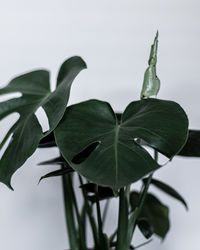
[0,33,195,249]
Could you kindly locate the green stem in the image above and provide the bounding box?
[109,228,117,243]
[69,176,87,250]
[62,173,79,250]
[80,204,87,247]
[116,188,129,250]
[95,186,103,238]
[134,239,153,249]
[102,199,110,228]
[78,175,99,248]
[95,185,109,249]
[128,150,158,245]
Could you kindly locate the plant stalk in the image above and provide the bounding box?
[116,188,129,250]
[78,175,99,248]
[127,150,158,245]
[69,175,87,250]
[95,185,103,238]
[62,173,79,250]
[102,199,110,228]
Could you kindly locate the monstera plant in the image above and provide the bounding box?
[0,33,196,250]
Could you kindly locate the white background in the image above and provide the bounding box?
[0,1,200,249]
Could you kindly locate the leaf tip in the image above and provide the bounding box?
[156,30,159,39]
[38,177,44,185]
[4,180,14,191]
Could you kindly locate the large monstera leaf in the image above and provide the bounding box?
[55,98,188,190]
[0,56,86,188]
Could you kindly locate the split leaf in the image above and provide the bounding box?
[0,56,86,188]
[55,98,188,190]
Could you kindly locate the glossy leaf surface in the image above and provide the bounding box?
[143,178,188,210]
[55,98,188,190]
[38,114,122,149]
[0,56,86,188]
[130,192,170,239]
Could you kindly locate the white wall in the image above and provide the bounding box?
[0,1,199,249]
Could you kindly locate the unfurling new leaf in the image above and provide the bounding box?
[140,31,160,99]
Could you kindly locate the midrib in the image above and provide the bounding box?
[114,124,120,189]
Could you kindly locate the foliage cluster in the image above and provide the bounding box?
[0,34,198,250]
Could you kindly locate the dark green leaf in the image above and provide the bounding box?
[38,156,69,167]
[39,167,74,182]
[80,183,115,202]
[130,192,140,210]
[0,56,86,188]
[137,218,154,239]
[130,192,170,239]
[143,178,188,210]
[55,98,188,190]
[38,132,56,148]
[178,130,200,157]
[80,183,113,194]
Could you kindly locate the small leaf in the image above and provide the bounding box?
[143,178,188,210]
[137,218,154,239]
[130,192,170,239]
[178,130,200,157]
[39,167,74,182]
[55,98,188,189]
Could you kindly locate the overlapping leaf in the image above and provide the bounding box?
[137,218,154,239]
[177,130,200,157]
[80,183,114,202]
[0,56,86,188]
[130,192,170,239]
[38,156,68,167]
[38,156,74,182]
[55,98,188,190]
[143,178,188,210]
[38,132,56,148]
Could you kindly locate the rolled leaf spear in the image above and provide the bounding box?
[140,31,160,99]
